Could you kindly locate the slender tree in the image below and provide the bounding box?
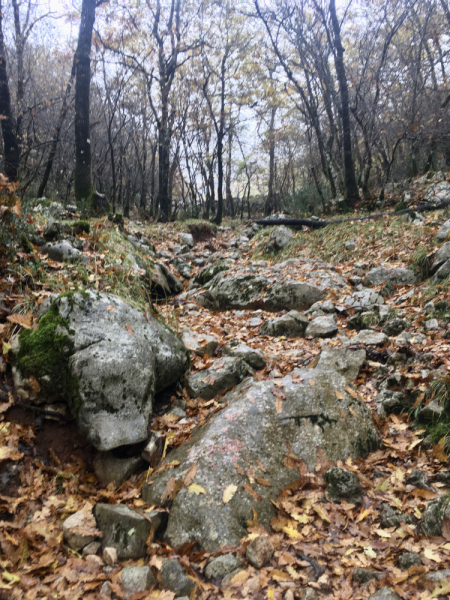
[0,0,20,181]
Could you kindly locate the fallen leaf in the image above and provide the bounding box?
[275,396,283,414]
[282,526,302,539]
[29,375,40,393]
[125,324,134,336]
[243,483,262,501]
[313,505,331,523]
[442,516,450,540]
[255,477,271,487]
[309,379,315,387]
[183,463,198,487]
[7,314,33,329]
[335,389,345,400]
[223,484,238,504]
[188,483,206,495]
[424,548,441,562]
[344,386,358,399]
[107,305,115,312]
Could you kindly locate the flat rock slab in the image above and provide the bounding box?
[260,311,308,337]
[222,343,266,369]
[181,328,219,357]
[316,347,366,380]
[142,368,379,551]
[305,315,337,338]
[186,357,249,400]
[347,330,389,346]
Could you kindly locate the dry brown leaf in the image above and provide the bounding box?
[309,379,315,387]
[243,483,263,501]
[107,305,115,312]
[255,477,271,487]
[28,375,40,393]
[223,484,238,504]
[344,386,358,399]
[125,324,134,336]
[275,396,283,414]
[7,313,33,329]
[335,389,345,400]
[183,463,198,487]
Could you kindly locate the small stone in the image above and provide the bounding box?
[62,507,99,551]
[379,503,412,529]
[425,318,440,331]
[436,219,450,240]
[102,547,118,565]
[370,587,402,600]
[347,330,388,346]
[305,315,337,338]
[325,467,364,504]
[284,590,295,600]
[205,554,243,580]
[422,569,450,583]
[186,357,249,400]
[421,495,450,536]
[93,452,144,487]
[383,318,409,336]
[160,559,196,597]
[82,541,101,557]
[141,431,165,466]
[300,589,317,600]
[121,566,156,599]
[85,554,103,566]
[406,469,431,491]
[179,233,194,247]
[352,567,384,584]
[398,552,422,570]
[418,398,444,420]
[260,311,309,338]
[100,581,112,597]
[222,343,266,369]
[345,240,356,251]
[266,226,293,251]
[246,536,274,569]
[181,328,219,357]
[436,471,450,485]
[95,504,163,559]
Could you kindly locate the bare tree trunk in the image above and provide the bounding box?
[74,0,96,205]
[0,0,20,181]
[265,106,277,215]
[329,0,360,208]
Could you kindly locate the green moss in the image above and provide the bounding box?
[15,296,83,412]
[21,234,34,253]
[394,202,408,212]
[70,220,90,235]
[16,304,73,395]
[426,171,435,180]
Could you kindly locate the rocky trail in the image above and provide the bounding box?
[2,178,450,599]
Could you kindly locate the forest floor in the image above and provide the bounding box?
[1,196,450,599]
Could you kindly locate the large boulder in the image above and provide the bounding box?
[266,226,293,252]
[142,368,379,551]
[39,240,85,263]
[316,347,366,380]
[11,291,189,451]
[260,311,309,337]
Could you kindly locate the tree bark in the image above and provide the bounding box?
[74,0,96,205]
[329,0,360,207]
[265,106,277,215]
[0,0,20,181]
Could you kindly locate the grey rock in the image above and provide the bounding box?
[352,567,384,584]
[425,318,440,331]
[189,260,231,289]
[121,566,155,600]
[433,258,450,281]
[40,240,84,263]
[186,357,249,400]
[249,317,263,327]
[436,471,450,485]
[93,452,144,487]
[160,559,196,597]
[347,330,388,346]
[179,233,194,247]
[100,581,112,597]
[305,315,337,338]
[341,289,385,311]
[425,180,450,204]
[325,467,364,504]
[396,331,426,344]
[398,552,422,571]
[363,267,389,286]
[379,503,412,529]
[316,347,366,380]
[205,554,243,580]
[82,541,101,557]
[12,291,189,451]
[173,258,191,280]
[43,218,61,240]
[95,504,163,559]
[141,432,165,465]
[345,241,356,251]
[437,219,450,240]
[432,241,450,272]
[383,318,409,336]
[222,343,266,369]
[300,589,317,600]
[376,391,405,418]
[260,311,309,338]
[406,469,431,490]
[62,508,99,551]
[266,226,293,251]
[154,261,183,295]
[422,569,450,582]
[421,495,450,536]
[370,587,402,600]
[246,536,274,569]
[142,369,379,551]
[418,398,445,421]
[264,280,327,312]
[181,328,219,357]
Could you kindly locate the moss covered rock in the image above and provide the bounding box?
[12,290,189,451]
